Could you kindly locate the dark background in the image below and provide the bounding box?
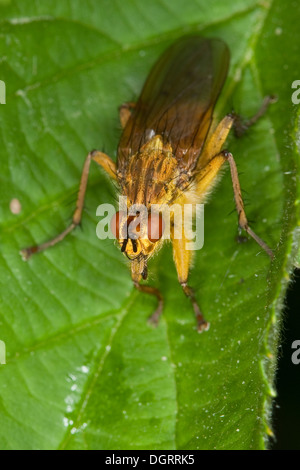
[271,268,300,450]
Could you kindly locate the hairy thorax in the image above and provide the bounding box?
[117,135,184,208]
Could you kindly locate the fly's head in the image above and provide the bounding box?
[110,209,164,282]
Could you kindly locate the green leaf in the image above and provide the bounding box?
[0,0,299,450]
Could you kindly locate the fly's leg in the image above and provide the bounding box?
[196,104,274,258]
[196,148,274,258]
[231,95,276,137]
[223,150,274,258]
[181,282,209,332]
[134,282,164,327]
[197,115,234,169]
[172,229,209,332]
[130,255,164,326]
[119,101,136,129]
[20,151,117,260]
[199,95,275,169]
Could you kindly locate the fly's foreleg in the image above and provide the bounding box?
[172,234,209,332]
[130,256,164,326]
[20,151,117,260]
[134,282,164,326]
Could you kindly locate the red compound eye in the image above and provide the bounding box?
[148,213,164,242]
[110,211,127,239]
